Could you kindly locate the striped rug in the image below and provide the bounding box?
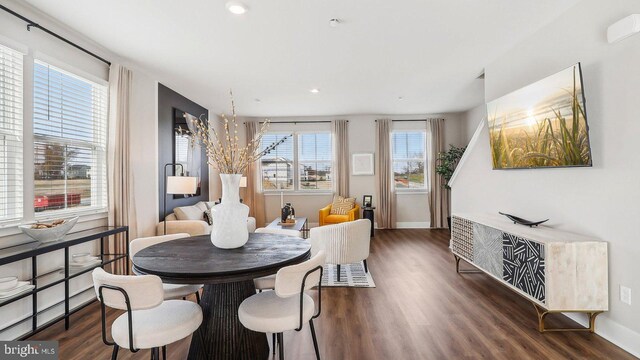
[321,262,376,288]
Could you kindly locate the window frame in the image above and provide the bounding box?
[261,130,333,194]
[391,130,428,193]
[31,59,109,220]
[0,43,25,226]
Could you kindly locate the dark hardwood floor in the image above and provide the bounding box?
[29,229,634,359]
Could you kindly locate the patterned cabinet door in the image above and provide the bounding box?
[451,216,474,261]
[473,224,503,278]
[502,233,546,303]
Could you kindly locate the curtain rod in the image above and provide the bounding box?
[375,119,445,122]
[255,120,348,124]
[0,4,111,66]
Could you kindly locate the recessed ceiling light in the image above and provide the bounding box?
[226,1,248,15]
[329,19,340,27]
[310,88,320,94]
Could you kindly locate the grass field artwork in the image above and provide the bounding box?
[487,63,592,169]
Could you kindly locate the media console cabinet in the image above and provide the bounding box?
[450,213,608,332]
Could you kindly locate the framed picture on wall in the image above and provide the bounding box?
[352,153,374,175]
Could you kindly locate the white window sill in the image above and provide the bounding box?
[264,191,333,196]
[396,190,429,195]
[0,210,108,237]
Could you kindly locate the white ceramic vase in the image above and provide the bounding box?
[210,174,250,249]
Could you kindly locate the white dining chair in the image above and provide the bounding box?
[130,233,203,302]
[92,268,203,360]
[309,219,371,282]
[239,251,326,360]
[252,228,304,292]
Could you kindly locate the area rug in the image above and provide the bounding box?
[321,262,376,288]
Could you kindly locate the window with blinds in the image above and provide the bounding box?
[392,131,427,190]
[0,44,23,223]
[298,132,332,190]
[260,133,294,190]
[33,60,108,216]
[260,131,333,192]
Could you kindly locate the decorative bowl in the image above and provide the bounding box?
[19,217,79,243]
[0,276,18,291]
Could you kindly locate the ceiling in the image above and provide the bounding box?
[23,0,581,117]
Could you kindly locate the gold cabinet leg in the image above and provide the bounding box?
[532,302,603,333]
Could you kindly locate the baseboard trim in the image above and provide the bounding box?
[395,221,430,229]
[564,313,640,358]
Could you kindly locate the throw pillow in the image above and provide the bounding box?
[174,205,205,221]
[203,209,213,225]
[330,195,356,215]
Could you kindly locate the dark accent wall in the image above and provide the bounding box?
[158,83,209,221]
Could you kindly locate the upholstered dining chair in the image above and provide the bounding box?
[92,268,203,360]
[130,233,203,302]
[253,227,303,291]
[309,219,371,282]
[239,251,326,360]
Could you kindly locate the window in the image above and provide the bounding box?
[298,133,332,190]
[261,133,294,190]
[392,131,426,190]
[33,60,108,216]
[261,132,332,192]
[0,44,23,223]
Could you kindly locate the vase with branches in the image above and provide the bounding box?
[181,91,272,248]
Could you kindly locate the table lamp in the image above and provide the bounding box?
[163,163,198,234]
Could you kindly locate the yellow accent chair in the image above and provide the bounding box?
[319,203,360,226]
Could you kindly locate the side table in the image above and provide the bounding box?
[362,207,375,237]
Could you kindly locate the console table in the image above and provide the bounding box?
[450,213,607,332]
[0,226,129,340]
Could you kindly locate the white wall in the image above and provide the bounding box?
[451,0,640,356]
[460,104,486,145]
[243,113,467,227]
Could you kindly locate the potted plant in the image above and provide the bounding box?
[435,145,466,229]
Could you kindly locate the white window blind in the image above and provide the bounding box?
[260,133,294,190]
[0,44,23,223]
[298,132,332,190]
[33,60,108,216]
[392,131,427,190]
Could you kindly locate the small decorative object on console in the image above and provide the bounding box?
[499,212,549,227]
[363,195,372,208]
[280,203,295,223]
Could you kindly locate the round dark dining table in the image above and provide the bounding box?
[132,232,311,360]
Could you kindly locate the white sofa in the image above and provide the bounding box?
[156,201,256,236]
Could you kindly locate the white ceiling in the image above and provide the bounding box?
[24,0,580,117]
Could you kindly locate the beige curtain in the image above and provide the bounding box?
[375,119,395,229]
[332,120,349,197]
[427,118,448,228]
[107,64,135,274]
[245,121,267,227]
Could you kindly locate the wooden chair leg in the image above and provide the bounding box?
[277,333,285,360]
[309,319,321,360]
[363,259,368,273]
[162,345,167,360]
[195,291,201,304]
[111,345,119,360]
[336,264,341,282]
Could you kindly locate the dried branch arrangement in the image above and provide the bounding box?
[179,92,275,174]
